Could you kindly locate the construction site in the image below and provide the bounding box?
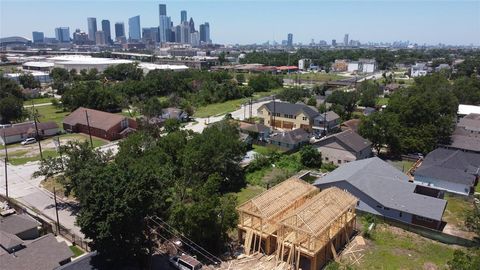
[235,177,358,270]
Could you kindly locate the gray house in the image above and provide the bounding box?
[314,157,447,230]
[414,148,480,196]
[313,130,372,165]
[312,111,340,134]
[449,113,480,153]
[0,214,40,240]
[269,129,310,150]
[0,121,59,145]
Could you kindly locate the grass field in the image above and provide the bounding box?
[33,104,69,128]
[355,224,457,269]
[286,72,346,82]
[252,144,282,155]
[443,194,473,230]
[388,160,414,173]
[376,97,390,106]
[234,185,265,205]
[24,97,55,106]
[193,88,282,118]
[69,245,85,257]
[8,149,58,165]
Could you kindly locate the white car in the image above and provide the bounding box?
[20,138,37,145]
[169,254,202,270]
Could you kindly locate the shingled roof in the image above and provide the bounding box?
[314,157,447,221]
[0,122,58,137]
[261,102,320,119]
[63,107,127,130]
[319,130,371,153]
[270,128,310,145]
[0,214,40,237]
[415,148,480,185]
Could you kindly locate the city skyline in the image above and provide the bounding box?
[0,0,479,45]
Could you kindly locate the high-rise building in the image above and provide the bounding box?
[344,34,349,46]
[32,31,44,43]
[199,22,210,43]
[175,25,182,43]
[95,31,106,45]
[190,31,200,46]
[87,17,97,41]
[159,4,167,16]
[159,15,172,42]
[128,15,141,41]
[182,22,190,44]
[55,27,70,43]
[73,29,89,45]
[287,33,293,47]
[101,20,112,44]
[181,10,187,23]
[189,18,195,33]
[115,22,125,39]
[142,27,159,43]
[332,39,337,46]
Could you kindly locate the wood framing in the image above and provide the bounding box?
[276,187,358,270]
[236,177,318,255]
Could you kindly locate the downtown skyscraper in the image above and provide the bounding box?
[159,3,171,42]
[114,22,125,39]
[101,20,112,44]
[87,17,97,41]
[128,15,141,41]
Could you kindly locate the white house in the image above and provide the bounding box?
[0,121,59,145]
[410,63,428,77]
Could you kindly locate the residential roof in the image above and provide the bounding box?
[313,111,340,122]
[313,157,447,221]
[56,252,101,270]
[0,231,23,251]
[270,128,310,145]
[341,119,361,132]
[449,134,480,152]
[161,107,187,119]
[415,148,480,186]
[0,233,73,270]
[0,214,40,237]
[319,130,371,153]
[261,102,319,119]
[0,121,58,137]
[238,122,270,133]
[458,113,480,132]
[63,107,128,131]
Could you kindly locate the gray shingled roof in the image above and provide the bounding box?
[0,231,23,251]
[415,148,480,185]
[0,233,73,270]
[270,129,310,145]
[313,111,340,122]
[0,214,40,237]
[262,102,320,119]
[329,130,371,153]
[313,157,447,221]
[0,121,58,137]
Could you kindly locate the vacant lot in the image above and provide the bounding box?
[286,72,346,82]
[33,104,70,128]
[443,194,473,230]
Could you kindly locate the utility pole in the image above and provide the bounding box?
[272,96,276,130]
[3,133,8,199]
[249,98,253,120]
[53,186,60,235]
[85,110,93,148]
[54,137,64,171]
[32,102,44,160]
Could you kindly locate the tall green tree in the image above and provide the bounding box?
[19,73,40,89]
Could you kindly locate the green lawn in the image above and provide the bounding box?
[69,245,85,257]
[57,133,108,148]
[193,88,282,118]
[286,73,346,82]
[356,224,457,269]
[24,97,56,106]
[443,194,473,230]
[235,185,265,205]
[8,149,58,165]
[252,144,282,155]
[33,105,69,128]
[376,97,390,106]
[116,109,141,118]
[388,160,414,173]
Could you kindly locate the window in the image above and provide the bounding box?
[302,116,307,121]
[357,201,360,206]
[384,207,390,211]
[338,160,342,164]
[376,205,382,208]
[325,157,329,161]
[399,212,403,217]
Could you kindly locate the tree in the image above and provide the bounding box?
[465,201,480,237]
[358,80,379,108]
[139,97,164,118]
[248,73,282,92]
[447,249,480,270]
[0,96,24,124]
[277,87,310,103]
[218,52,227,65]
[327,91,358,119]
[300,145,322,168]
[19,73,40,89]
[306,96,317,106]
[359,112,401,155]
[103,63,143,81]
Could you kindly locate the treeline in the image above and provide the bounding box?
[240,48,480,72]
[34,120,247,267]
[52,64,282,114]
[359,73,480,155]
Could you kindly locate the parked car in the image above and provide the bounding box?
[169,254,202,270]
[20,138,37,145]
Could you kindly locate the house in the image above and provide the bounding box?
[313,130,372,165]
[161,107,189,122]
[347,59,377,73]
[449,113,480,153]
[435,64,451,72]
[341,119,361,133]
[457,104,480,117]
[269,128,310,150]
[257,101,320,131]
[363,107,376,116]
[312,111,340,134]
[314,157,447,230]
[410,63,428,77]
[0,233,73,270]
[383,83,400,95]
[414,148,480,196]
[331,59,348,72]
[0,214,40,240]
[0,121,59,145]
[347,62,359,73]
[238,122,270,142]
[63,107,137,141]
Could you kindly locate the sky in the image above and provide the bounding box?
[0,0,479,45]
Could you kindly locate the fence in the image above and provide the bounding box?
[0,195,91,252]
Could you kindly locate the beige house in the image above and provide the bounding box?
[257,102,320,131]
[313,130,372,165]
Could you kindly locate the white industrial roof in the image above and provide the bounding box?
[138,63,188,71]
[23,61,55,68]
[458,104,480,116]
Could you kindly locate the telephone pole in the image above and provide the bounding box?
[32,102,44,160]
[53,186,61,235]
[85,110,93,148]
[3,133,8,199]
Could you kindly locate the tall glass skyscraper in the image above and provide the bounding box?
[287,33,293,47]
[199,22,210,43]
[128,15,141,41]
[55,27,70,43]
[115,22,125,39]
[32,31,44,43]
[101,20,111,44]
[87,17,97,41]
[159,4,167,16]
[159,3,170,43]
[181,10,187,23]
